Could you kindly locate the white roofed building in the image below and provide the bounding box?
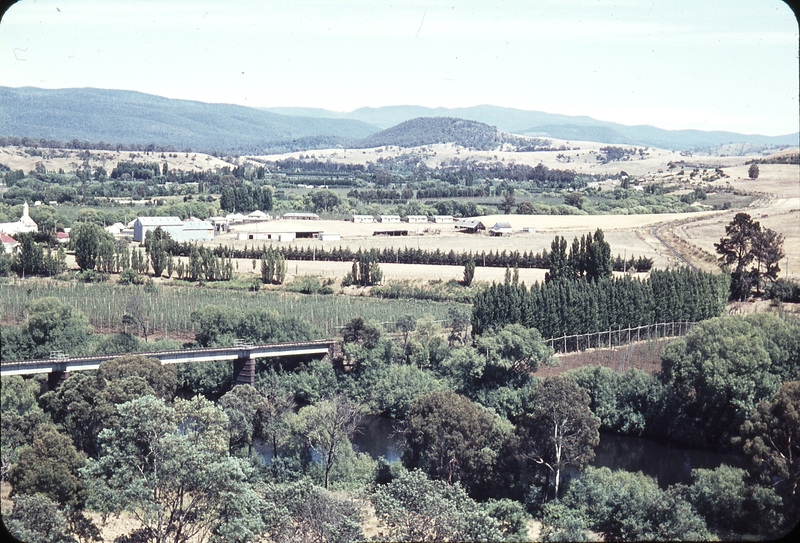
[178,221,214,241]
[132,216,184,242]
[0,202,38,235]
[246,210,271,221]
[283,212,320,220]
[489,222,513,236]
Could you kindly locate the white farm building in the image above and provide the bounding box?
[489,222,513,236]
[133,217,214,242]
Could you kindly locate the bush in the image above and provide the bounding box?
[77,269,108,283]
[286,275,334,295]
[118,268,146,285]
[765,278,800,303]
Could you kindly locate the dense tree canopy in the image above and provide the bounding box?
[543,466,711,541]
[735,381,800,499]
[1,297,93,361]
[371,468,509,542]
[71,222,115,272]
[403,390,510,496]
[82,395,267,543]
[660,316,784,448]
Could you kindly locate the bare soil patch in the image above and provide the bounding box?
[536,339,668,378]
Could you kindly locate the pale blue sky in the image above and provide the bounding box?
[1,0,797,134]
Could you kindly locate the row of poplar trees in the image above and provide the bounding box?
[473,229,729,339]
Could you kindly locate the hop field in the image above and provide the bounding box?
[0,280,464,339]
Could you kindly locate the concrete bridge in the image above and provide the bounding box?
[0,339,340,389]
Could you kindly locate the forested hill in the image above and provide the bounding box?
[0,87,379,154]
[351,117,504,150]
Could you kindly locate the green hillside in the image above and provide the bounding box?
[352,117,504,150]
[0,87,379,153]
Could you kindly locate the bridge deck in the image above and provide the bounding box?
[0,339,338,376]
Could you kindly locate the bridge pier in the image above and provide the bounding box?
[233,356,256,387]
[48,371,70,390]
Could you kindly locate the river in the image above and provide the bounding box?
[351,416,745,488]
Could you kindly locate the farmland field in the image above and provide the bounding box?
[0,279,464,339]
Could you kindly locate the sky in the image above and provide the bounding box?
[1,0,797,135]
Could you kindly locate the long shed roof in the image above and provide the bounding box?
[135,216,183,226]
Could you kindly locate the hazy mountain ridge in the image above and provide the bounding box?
[0,87,379,153]
[2,87,796,153]
[263,104,799,151]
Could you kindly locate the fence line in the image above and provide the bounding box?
[546,321,698,354]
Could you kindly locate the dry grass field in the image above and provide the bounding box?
[0,146,233,174]
[5,141,797,282]
[249,139,684,178]
[659,161,800,276]
[212,210,725,276]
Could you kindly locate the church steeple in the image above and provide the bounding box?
[22,201,30,218]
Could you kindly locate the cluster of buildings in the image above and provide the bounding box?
[1,201,530,255]
[352,214,455,224]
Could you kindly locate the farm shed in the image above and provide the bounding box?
[133,216,184,242]
[237,232,296,242]
[454,219,485,234]
[352,215,375,223]
[379,215,401,223]
[207,216,229,233]
[104,222,126,235]
[433,215,455,224]
[522,227,536,233]
[406,215,429,223]
[489,222,513,236]
[283,212,320,220]
[176,221,214,242]
[317,232,341,241]
[226,213,246,223]
[373,230,409,236]
[246,210,271,221]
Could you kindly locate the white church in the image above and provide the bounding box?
[0,202,39,235]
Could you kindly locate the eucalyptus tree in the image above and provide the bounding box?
[294,395,364,490]
[516,376,600,501]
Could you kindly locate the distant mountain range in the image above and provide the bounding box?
[264,104,799,151]
[1,86,796,153]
